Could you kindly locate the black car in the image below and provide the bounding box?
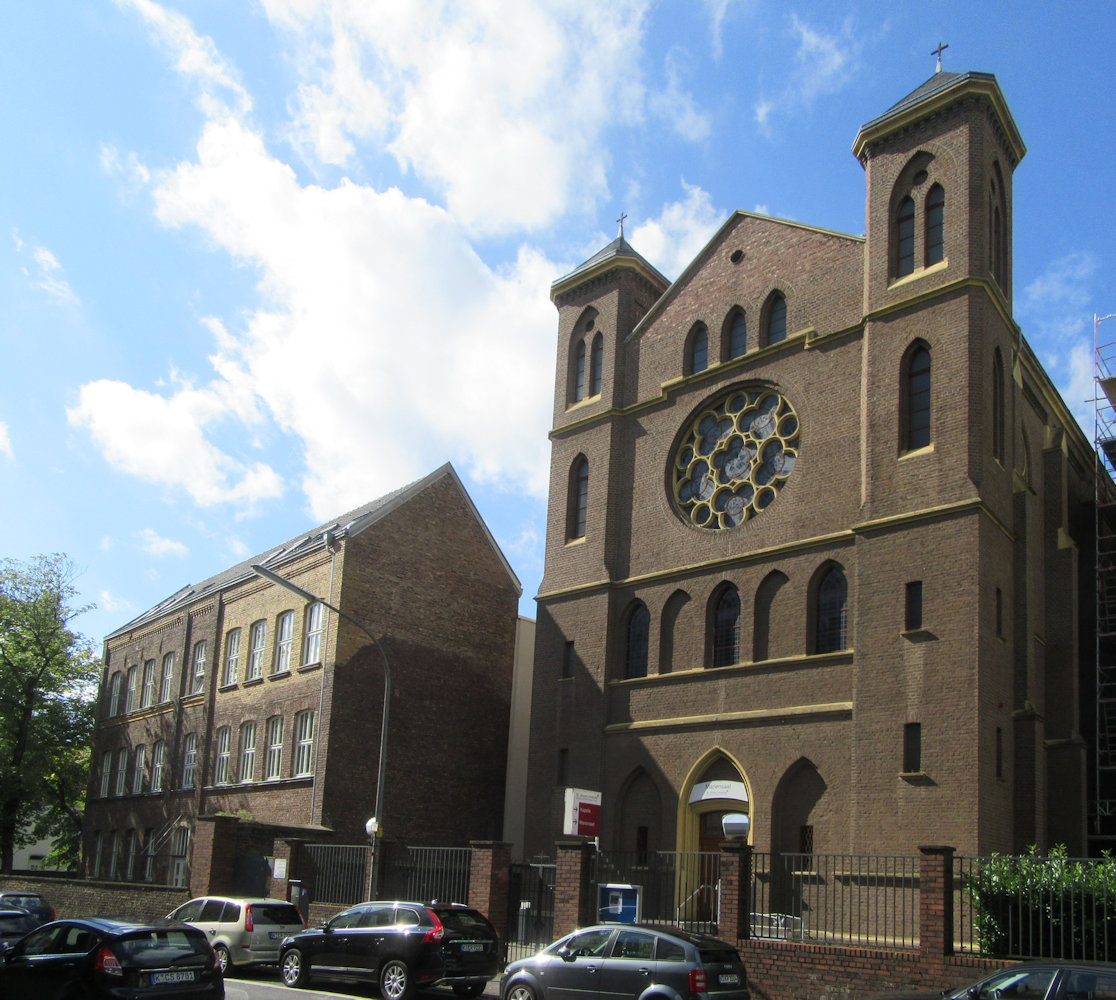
[873,962,1116,1000]
[0,917,224,1000]
[279,900,500,999]
[501,924,749,1000]
[0,906,38,950]
[0,891,55,927]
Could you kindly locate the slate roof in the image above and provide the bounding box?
[105,462,519,641]
[551,235,669,298]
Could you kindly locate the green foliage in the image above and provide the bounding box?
[968,845,1116,959]
[0,554,101,871]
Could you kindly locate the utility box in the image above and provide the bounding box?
[597,883,642,924]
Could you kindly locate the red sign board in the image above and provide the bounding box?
[577,800,601,836]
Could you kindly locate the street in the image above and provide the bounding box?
[222,974,498,1000]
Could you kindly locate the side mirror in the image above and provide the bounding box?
[557,945,575,963]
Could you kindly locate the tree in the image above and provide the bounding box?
[0,554,100,872]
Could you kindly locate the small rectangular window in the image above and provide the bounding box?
[799,824,815,855]
[557,747,568,786]
[996,726,1004,778]
[905,581,923,631]
[562,641,575,679]
[636,826,649,866]
[903,722,922,773]
[995,587,1004,638]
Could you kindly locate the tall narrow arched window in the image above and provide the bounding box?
[815,567,848,654]
[989,167,1007,288]
[765,293,787,345]
[727,309,747,360]
[568,455,589,540]
[896,195,915,277]
[992,348,1005,463]
[904,344,931,451]
[687,324,708,375]
[925,184,945,265]
[573,338,586,402]
[625,603,650,679]
[712,587,741,667]
[589,333,604,396]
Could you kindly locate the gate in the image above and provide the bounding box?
[506,861,555,961]
[380,844,472,903]
[301,844,369,905]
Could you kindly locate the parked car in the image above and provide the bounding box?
[872,962,1116,1000]
[0,917,223,1000]
[0,891,54,927]
[278,900,500,999]
[0,906,38,950]
[166,895,305,974]
[500,923,749,1000]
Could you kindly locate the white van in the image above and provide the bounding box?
[168,895,306,974]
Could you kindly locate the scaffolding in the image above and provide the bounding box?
[1093,313,1116,838]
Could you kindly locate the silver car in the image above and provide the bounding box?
[167,896,305,974]
[500,924,749,1000]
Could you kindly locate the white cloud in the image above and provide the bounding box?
[649,48,713,142]
[99,590,131,613]
[0,422,12,460]
[137,528,189,557]
[702,0,748,62]
[631,182,725,280]
[12,230,78,304]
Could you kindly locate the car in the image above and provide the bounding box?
[500,923,750,1000]
[0,891,54,927]
[0,906,38,950]
[871,962,1116,1000]
[0,917,224,1000]
[278,900,501,999]
[166,895,306,975]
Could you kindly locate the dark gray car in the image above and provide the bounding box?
[500,924,749,1000]
[872,963,1116,1000]
[0,893,54,927]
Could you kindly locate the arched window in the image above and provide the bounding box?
[992,348,1005,463]
[753,570,789,662]
[765,293,787,345]
[625,603,650,679]
[568,455,589,540]
[687,324,708,375]
[589,333,604,397]
[904,343,931,451]
[573,338,586,402]
[726,309,747,360]
[896,195,915,277]
[815,567,848,654]
[925,184,945,265]
[712,587,741,667]
[989,166,1007,288]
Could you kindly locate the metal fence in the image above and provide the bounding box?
[381,844,472,904]
[506,861,556,961]
[301,844,369,905]
[595,850,723,932]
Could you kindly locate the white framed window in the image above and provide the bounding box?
[114,747,128,797]
[151,740,166,792]
[273,612,294,674]
[222,628,241,686]
[265,716,283,780]
[191,641,207,695]
[160,653,175,703]
[247,621,266,680]
[108,830,121,879]
[141,659,155,708]
[125,665,138,712]
[100,750,112,798]
[143,828,155,882]
[91,830,103,878]
[108,672,123,716]
[181,733,197,789]
[302,603,324,665]
[171,826,190,888]
[239,722,256,782]
[124,829,137,880]
[214,726,231,785]
[132,744,146,795]
[293,710,314,777]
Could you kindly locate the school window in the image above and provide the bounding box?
[100,750,112,798]
[125,665,138,712]
[265,716,283,780]
[273,612,294,674]
[132,744,146,795]
[222,628,241,686]
[905,581,923,631]
[108,672,123,717]
[181,733,197,789]
[141,659,155,708]
[114,747,128,797]
[294,710,315,776]
[247,621,266,680]
[151,741,166,792]
[214,727,231,785]
[240,721,257,783]
[303,603,324,665]
[159,652,175,703]
[170,826,190,888]
[191,641,206,694]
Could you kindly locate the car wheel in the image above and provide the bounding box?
[507,984,536,1000]
[454,980,487,998]
[213,944,232,976]
[281,948,309,988]
[380,958,414,1000]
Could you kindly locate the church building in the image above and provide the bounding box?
[523,70,1095,862]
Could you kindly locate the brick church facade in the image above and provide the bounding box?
[523,70,1095,862]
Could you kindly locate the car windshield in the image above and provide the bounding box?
[2,896,40,909]
[112,929,211,967]
[0,914,32,934]
[251,904,303,925]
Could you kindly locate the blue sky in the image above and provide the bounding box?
[2,1,1113,646]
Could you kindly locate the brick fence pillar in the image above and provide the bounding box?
[269,839,296,902]
[718,841,753,944]
[469,841,512,952]
[554,839,595,939]
[918,844,955,957]
[190,815,239,896]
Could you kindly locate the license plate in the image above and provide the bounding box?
[270,931,283,939]
[150,970,197,985]
[461,942,484,952]
[719,974,740,985]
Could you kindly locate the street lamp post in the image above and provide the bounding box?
[250,563,392,896]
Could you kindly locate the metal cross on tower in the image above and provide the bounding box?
[932,41,949,74]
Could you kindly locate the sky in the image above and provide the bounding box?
[2,1,1114,647]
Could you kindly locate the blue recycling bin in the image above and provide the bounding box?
[597,883,642,924]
